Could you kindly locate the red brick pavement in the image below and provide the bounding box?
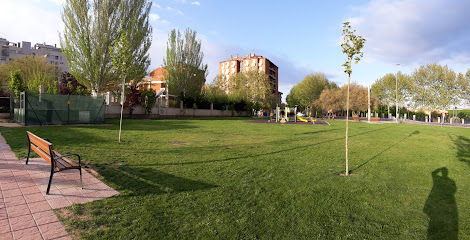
[0,134,119,239]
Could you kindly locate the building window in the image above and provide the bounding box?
[55,56,59,60]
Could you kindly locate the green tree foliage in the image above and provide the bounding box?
[0,56,60,94]
[458,69,470,105]
[140,88,156,114]
[61,0,152,93]
[410,63,461,111]
[286,72,336,110]
[215,70,277,110]
[110,27,150,142]
[164,28,208,101]
[341,21,366,176]
[9,70,25,100]
[371,72,412,113]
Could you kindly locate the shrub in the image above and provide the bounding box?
[9,70,25,100]
[140,88,156,114]
[416,110,426,118]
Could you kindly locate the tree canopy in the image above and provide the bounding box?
[164,28,208,101]
[286,72,337,109]
[0,56,60,94]
[61,0,152,93]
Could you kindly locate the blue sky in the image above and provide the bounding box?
[1,0,470,102]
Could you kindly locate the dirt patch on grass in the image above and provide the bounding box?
[56,207,108,240]
[171,142,188,146]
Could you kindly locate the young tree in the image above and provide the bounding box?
[125,85,142,118]
[61,0,152,93]
[110,27,150,142]
[341,22,366,176]
[164,28,208,101]
[9,70,25,100]
[140,88,156,114]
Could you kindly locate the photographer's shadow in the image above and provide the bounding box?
[423,167,458,239]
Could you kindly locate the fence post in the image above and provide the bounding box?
[210,103,213,116]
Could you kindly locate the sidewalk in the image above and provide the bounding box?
[0,134,119,240]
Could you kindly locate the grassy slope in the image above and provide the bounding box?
[1,119,470,239]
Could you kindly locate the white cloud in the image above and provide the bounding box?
[149,13,160,21]
[177,10,184,15]
[0,1,62,45]
[48,0,65,5]
[348,0,470,65]
[191,1,200,6]
[153,2,161,8]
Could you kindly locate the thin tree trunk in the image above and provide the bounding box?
[119,77,125,142]
[345,73,350,176]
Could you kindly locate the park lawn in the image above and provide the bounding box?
[1,118,470,239]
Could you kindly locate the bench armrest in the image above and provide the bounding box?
[54,153,81,166]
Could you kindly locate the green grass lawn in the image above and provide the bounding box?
[1,118,470,239]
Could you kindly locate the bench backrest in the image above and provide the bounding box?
[27,131,56,165]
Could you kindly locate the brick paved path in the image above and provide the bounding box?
[0,134,119,240]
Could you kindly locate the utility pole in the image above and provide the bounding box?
[396,63,400,122]
[368,85,371,122]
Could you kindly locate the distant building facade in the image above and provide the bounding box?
[139,66,168,93]
[218,52,281,102]
[0,37,69,71]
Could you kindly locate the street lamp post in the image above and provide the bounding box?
[396,63,400,122]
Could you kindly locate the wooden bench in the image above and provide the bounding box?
[352,116,359,121]
[370,117,380,121]
[26,131,82,194]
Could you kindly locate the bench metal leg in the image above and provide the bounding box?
[26,149,31,165]
[79,167,83,189]
[47,168,54,195]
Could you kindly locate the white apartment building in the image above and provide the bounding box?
[0,37,68,72]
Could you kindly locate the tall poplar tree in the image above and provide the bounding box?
[341,22,366,176]
[164,28,208,101]
[60,0,152,93]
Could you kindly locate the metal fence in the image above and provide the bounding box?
[14,92,105,125]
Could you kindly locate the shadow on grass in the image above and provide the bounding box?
[101,165,217,196]
[352,130,420,172]
[423,167,458,239]
[130,125,396,167]
[451,135,470,166]
[295,129,340,135]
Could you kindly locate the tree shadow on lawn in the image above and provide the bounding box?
[129,125,396,167]
[103,119,200,132]
[423,167,458,240]
[352,130,420,172]
[100,165,217,196]
[450,135,470,167]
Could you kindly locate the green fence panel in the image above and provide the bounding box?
[19,92,104,125]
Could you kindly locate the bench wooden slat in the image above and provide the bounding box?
[27,131,53,153]
[52,151,79,171]
[30,144,52,165]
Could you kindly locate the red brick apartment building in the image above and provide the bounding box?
[218,52,281,102]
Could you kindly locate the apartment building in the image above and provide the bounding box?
[0,37,69,71]
[218,52,280,101]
